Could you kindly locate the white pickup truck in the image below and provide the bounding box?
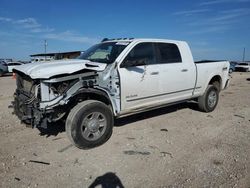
[13,38,230,149]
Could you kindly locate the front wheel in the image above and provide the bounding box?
[66,100,114,149]
[198,85,219,112]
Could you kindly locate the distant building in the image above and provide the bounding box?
[30,51,84,62]
[0,58,13,62]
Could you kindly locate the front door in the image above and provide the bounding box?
[118,42,160,112]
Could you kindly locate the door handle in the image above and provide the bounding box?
[181,69,188,72]
[150,71,159,75]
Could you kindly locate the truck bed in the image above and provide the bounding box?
[193,60,230,97]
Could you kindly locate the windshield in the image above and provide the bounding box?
[78,42,130,64]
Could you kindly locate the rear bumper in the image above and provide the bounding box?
[224,79,230,89]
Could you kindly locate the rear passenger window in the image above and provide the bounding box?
[157,43,182,63]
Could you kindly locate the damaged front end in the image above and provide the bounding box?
[13,71,84,128]
[13,73,43,127]
[13,63,120,129]
[13,72,79,128]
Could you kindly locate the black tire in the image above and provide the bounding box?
[213,81,220,92]
[66,100,114,149]
[0,69,3,77]
[229,68,233,74]
[198,85,219,112]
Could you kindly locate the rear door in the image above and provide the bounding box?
[155,42,196,103]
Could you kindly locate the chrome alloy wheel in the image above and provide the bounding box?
[208,90,217,108]
[81,112,107,141]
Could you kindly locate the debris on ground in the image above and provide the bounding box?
[160,152,173,158]
[234,114,245,119]
[160,128,169,132]
[58,144,73,153]
[29,160,50,165]
[14,177,20,181]
[123,150,151,155]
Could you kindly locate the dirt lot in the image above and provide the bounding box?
[0,72,250,188]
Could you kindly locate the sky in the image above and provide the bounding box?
[0,0,250,61]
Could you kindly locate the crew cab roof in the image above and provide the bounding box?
[101,38,186,44]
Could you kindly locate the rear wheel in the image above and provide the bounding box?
[213,81,220,92]
[198,85,219,112]
[66,100,114,149]
[0,69,3,77]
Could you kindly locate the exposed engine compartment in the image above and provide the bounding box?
[13,63,120,129]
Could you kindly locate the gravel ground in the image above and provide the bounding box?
[0,72,250,188]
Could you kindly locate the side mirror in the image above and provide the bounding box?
[120,60,136,68]
[120,59,147,68]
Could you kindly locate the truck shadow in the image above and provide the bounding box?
[38,120,65,137]
[115,101,199,127]
[37,101,199,137]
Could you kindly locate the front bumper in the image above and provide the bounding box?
[13,90,46,128]
[14,92,32,122]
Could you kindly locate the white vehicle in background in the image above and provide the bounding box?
[235,62,250,72]
[13,38,230,149]
[7,62,23,73]
[0,60,8,76]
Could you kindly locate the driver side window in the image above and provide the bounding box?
[88,46,112,59]
[121,43,155,67]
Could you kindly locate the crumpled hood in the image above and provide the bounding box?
[13,59,107,79]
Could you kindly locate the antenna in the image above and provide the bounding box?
[242,47,245,62]
[44,40,47,61]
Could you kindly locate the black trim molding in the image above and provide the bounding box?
[126,87,202,102]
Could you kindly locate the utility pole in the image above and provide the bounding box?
[242,47,245,62]
[44,39,47,61]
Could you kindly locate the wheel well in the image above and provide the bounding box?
[79,93,110,105]
[209,75,222,91]
[67,88,112,112]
